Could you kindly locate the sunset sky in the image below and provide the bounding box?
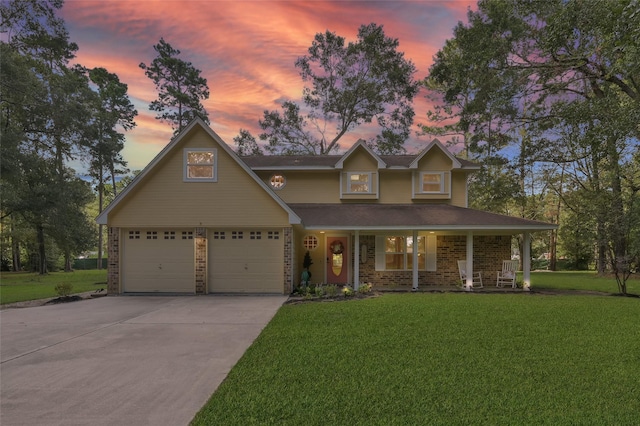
[61,0,477,171]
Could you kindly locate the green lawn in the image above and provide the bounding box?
[530,270,640,294]
[0,270,107,304]
[192,293,640,425]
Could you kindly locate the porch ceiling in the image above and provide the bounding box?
[289,203,557,233]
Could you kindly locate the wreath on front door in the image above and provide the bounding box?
[330,241,344,255]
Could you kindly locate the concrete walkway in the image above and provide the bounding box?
[0,295,287,426]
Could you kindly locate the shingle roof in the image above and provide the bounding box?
[288,203,555,231]
[240,155,479,169]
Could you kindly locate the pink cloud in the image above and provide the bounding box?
[61,0,476,167]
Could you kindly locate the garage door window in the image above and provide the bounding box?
[213,231,225,240]
[268,231,280,240]
[184,149,217,182]
[128,231,140,240]
[232,231,243,239]
[164,231,176,240]
[250,231,262,240]
[182,231,193,240]
[146,231,158,240]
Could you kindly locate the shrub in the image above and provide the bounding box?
[325,284,338,298]
[358,283,373,294]
[342,285,354,297]
[54,282,73,297]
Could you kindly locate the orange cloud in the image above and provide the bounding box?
[62,0,476,168]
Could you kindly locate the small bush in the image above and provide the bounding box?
[325,284,338,298]
[342,285,354,297]
[54,282,73,297]
[358,283,373,294]
[314,285,325,297]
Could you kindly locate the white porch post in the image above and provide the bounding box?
[354,230,360,290]
[466,231,474,291]
[412,230,419,291]
[523,232,531,291]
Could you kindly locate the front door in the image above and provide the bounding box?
[326,235,349,284]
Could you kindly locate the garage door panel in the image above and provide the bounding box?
[123,229,195,293]
[209,229,284,293]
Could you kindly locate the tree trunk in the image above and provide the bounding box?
[36,224,47,275]
[64,252,72,272]
[97,168,104,269]
[10,219,22,272]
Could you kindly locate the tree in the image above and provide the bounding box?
[425,0,640,294]
[85,67,136,268]
[139,38,209,134]
[237,23,419,155]
[1,0,103,273]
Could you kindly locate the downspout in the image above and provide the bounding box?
[466,231,474,291]
[523,232,531,291]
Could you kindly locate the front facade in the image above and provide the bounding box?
[97,119,554,294]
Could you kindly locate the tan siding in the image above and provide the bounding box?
[259,171,340,204]
[379,171,414,203]
[417,148,453,170]
[109,127,290,227]
[342,148,378,171]
[451,172,468,207]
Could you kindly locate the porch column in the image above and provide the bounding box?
[466,231,474,291]
[354,230,360,290]
[412,230,419,290]
[523,232,531,291]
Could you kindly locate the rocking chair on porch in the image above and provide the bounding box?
[457,260,483,289]
[496,260,519,288]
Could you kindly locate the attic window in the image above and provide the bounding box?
[184,149,217,182]
[269,174,286,190]
[347,172,371,193]
[421,172,444,193]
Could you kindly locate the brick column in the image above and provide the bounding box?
[283,227,293,294]
[195,227,207,294]
[107,227,120,295]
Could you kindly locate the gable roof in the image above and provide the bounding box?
[409,138,462,169]
[241,142,479,171]
[289,203,556,232]
[96,118,301,225]
[334,139,387,169]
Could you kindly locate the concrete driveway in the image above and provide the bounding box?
[0,295,287,426]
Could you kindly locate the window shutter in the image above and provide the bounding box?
[375,235,386,271]
[426,235,437,271]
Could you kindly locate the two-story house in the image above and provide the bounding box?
[97,118,554,295]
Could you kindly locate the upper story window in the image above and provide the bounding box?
[184,149,217,182]
[347,172,372,193]
[421,172,444,193]
[269,174,286,190]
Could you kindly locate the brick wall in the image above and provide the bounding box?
[195,228,207,294]
[107,227,120,294]
[356,234,511,289]
[283,227,293,294]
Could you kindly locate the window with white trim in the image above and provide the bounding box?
[303,235,318,250]
[269,174,286,190]
[347,172,372,193]
[184,149,217,181]
[420,172,444,193]
[375,235,432,271]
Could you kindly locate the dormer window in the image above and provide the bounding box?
[421,172,444,193]
[184,149,217,182]
[347,172,371,193]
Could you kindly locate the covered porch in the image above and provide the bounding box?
[290,204,557,292]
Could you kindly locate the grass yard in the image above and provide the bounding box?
[530,270,640,294]
[192,293,640,425]
[0,270,107,304]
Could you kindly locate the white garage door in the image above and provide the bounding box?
[122,229,195,293]
[209,229,284,293]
